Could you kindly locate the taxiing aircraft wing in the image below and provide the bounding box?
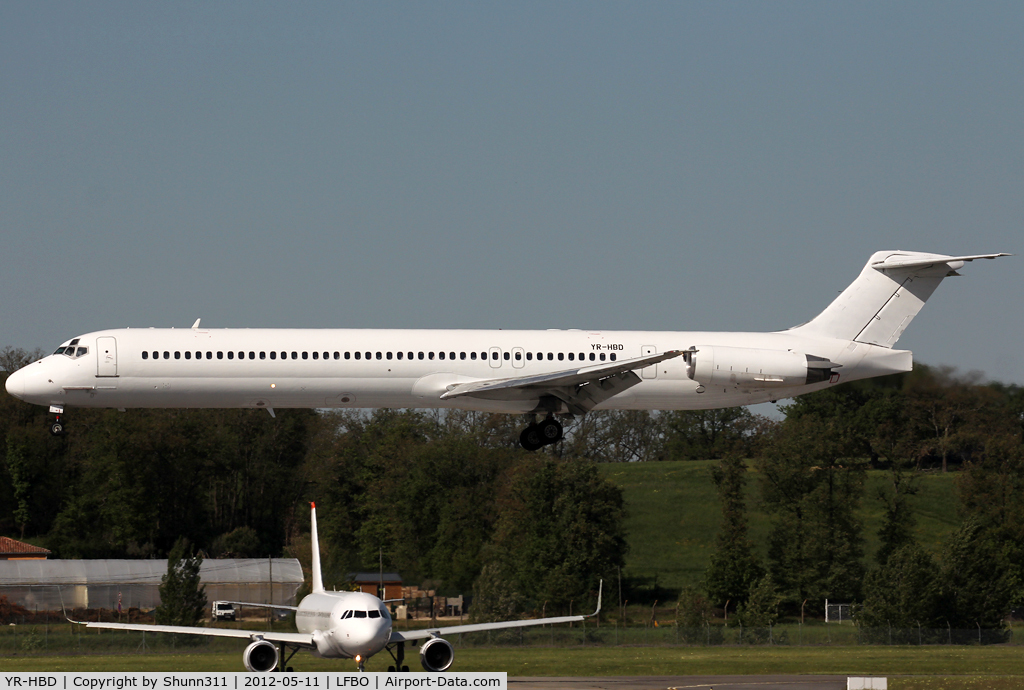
[72,620,315,647]
[439,350,686,415]
[390,581,602,643]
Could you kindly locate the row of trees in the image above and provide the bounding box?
[3,343,1024,626]
[700,367,1024,633]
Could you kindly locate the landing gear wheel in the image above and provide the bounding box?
[520,425,544,452]
[50,422,64,436]
[538,418,562,444]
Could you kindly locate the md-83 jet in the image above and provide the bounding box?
[5,251,1009,450]
[71,503,601,672]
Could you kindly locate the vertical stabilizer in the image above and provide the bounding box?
[310,502,325,594]
[788,251,1008,347]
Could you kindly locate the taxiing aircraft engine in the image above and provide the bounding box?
[686,346,840,389]
[419,637,455,672]
[243,639,279,673]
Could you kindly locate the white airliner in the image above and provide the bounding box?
[73,503,601,672]
[5,251,1009,449]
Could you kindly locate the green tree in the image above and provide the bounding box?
[663,408,766,461]
[858,543,940,629]
[480,458,625,613]
[757,415,866,610]
[156,537,207,628]
[704,455,763,610]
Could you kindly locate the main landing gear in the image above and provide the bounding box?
[519,416,563,452]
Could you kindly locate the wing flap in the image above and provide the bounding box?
[439,349,685,414]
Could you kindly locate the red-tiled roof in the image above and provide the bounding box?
[0,537,51,557]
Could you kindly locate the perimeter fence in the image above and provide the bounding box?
[0,618,1019,658]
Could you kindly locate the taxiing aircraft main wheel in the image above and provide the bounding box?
[520,425,544,452]
[50,422,63,436]
[538,418,562,443]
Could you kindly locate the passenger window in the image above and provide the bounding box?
[580,353,585,360]
[368,610,380,619]
[386,352,392,360]
[429,352,435,360]
[558,353,564,361]
[515,352,521,360]
[217,352,223,359]
[365,352,371,360]
[291,352,298,360]
[460,352,466,360]
[238,352,245,359]
[323,352,329,360]
[470,352,477,360]
[312,352,319,360]
[408,352,413,360]
[260,352,265,360]
[270,352,277,360]
[449,352,455,360]
[334,352,340,360]
[568,353,574,361]
[439,352,445,360]
[249,352,255,360]
[174,351,181,359]
[547,353,553,360]
[228,352,234,360]
[376,352,382,360]
[142,351,148,360]
[589,353,596,361]
[491,352,498,360]
[302,352,308,360]
[355,352,361,360]
[526,352,532,361]
[418,352,424,360]
[600,353,606,361]
[610,353,616,361]
[396,352,403,360]
[345,352,351,360]
[354,610,367,619]
[185,351,191,360]
[207,352,212,359]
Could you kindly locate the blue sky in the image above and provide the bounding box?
[2,2,1021,384]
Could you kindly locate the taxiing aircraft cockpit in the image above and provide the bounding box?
[53,338,88,359]
[339,605,389,620]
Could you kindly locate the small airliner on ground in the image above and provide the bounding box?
[72,503,601,672]
[5,251,1008,449]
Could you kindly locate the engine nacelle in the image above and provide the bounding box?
[687,346,838,389]
[243,639,279,673]
[420,637,454,672]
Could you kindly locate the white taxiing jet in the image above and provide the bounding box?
[71,503,601,672]
[5,251,1008,449]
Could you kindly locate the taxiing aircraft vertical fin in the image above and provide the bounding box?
[310,502,325,594]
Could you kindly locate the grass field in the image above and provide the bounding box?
[599,460,961,595]
[2,645,1022,690]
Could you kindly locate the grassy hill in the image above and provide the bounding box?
[599,460,961,598]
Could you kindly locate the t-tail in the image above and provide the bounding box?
[311,502,324,595]
[788,251,1010,347]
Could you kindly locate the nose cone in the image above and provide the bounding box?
[4,362,59,404]
[5,367,26,400]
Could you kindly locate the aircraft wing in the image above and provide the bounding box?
[74,620,314,647]
[439,350,686,415]
[390,581,602,643]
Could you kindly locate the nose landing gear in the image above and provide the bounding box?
[49,406,66,437]
[519,416,563,451]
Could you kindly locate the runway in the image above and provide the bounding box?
[509,676,849,690]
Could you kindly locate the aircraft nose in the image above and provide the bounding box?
[5,367,26,400]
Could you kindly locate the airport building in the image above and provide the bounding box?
[0,557,304,612]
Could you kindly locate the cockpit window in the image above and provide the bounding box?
[76,347,88,357]
[54,347,67,355]
[341,610,352,619]
[56,344,89,359]
[354,610,367,618]
[368,610,380,619]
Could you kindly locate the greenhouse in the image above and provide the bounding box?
[0,558,304,612]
